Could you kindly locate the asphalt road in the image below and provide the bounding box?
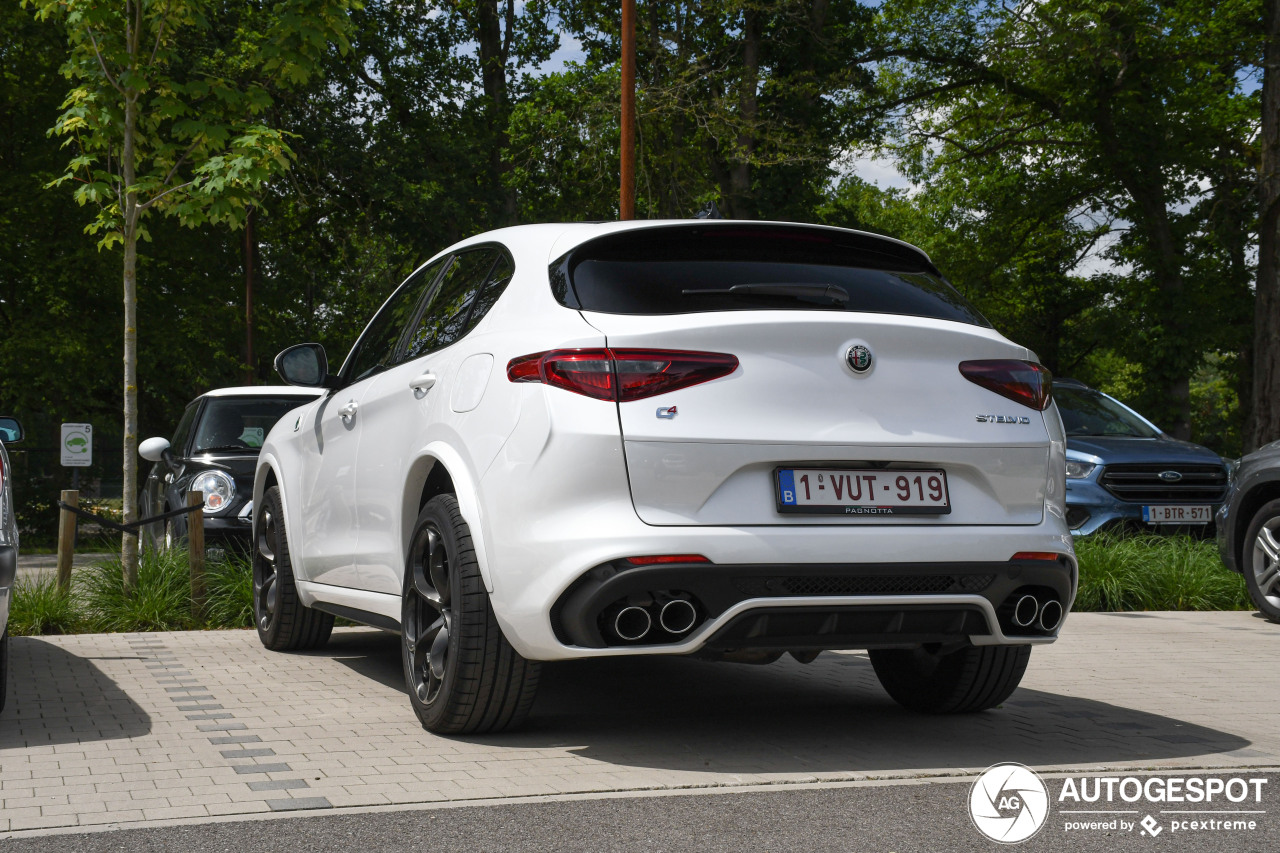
[7,777,1275,853]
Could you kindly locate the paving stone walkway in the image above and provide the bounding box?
[1,611,1276,833]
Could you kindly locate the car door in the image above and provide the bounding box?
[353,247,509,594]
[293,263,444,586]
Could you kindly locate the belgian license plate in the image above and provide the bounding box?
[1143,505,1212,524]
[776,468,950,516]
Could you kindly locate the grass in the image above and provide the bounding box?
[5,533,1254,635]
[79,547,197,632]
[205,550,255,628]
[7,545,257,635]
[6,575,81,635]
[1073,531,1251,612]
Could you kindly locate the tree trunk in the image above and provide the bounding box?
[476,0,517,224]
[726,8,760,219]
[121,91,140,590]
[244,208,255,384]
[1251,0,1280,451]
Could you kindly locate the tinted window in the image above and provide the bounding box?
[403,249,500,359]
[345,260,446,383]
[552,225,989,327]
[1055,387,1160,438]
[192,396,318,453]
[463,251,514,332]
[170,403,200,455]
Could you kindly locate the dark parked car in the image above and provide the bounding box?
[1055,379,1228,536]
[138,387,321,551]
[1216,441,1280,622]
[0,415,23,712]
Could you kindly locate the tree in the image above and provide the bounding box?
[520,1,872,221]
[28,0,353,585]
[858,0,1260,440]
[1255,0,1280,450]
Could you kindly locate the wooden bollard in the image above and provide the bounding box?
[187,490,206,616]
[55,489,78,593]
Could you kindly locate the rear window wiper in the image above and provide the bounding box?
[680,283,850,305]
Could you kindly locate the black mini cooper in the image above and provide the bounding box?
[138,387,321,551]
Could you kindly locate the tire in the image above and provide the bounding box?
[870,643,1031,714]
[402,495,540,734]
[1242,498,1280,623]
[253,485,333,651]
[0,629,8,714]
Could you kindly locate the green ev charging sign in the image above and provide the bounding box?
[61,423,92,467]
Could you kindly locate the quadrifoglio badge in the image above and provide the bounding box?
[969,764,1269,843]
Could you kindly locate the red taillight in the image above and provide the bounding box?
[959,360,1053,411]
[1011,552,1061,561]
[507,349,738,402]
[624,554,711,565]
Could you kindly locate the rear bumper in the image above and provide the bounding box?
[554,558,1074,651]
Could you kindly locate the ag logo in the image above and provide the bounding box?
[969,763,1050,844]
[845,344,873,373]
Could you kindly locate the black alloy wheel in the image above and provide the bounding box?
[404,517,453,708]
[402,494,540,734]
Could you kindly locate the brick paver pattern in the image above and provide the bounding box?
[1,611,1276,833]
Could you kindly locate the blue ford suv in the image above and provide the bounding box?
[1055,379,1228,536]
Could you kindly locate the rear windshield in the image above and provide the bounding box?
[551,225,990,327]
[1054,386,1161,439]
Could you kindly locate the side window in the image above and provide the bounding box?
[170,402,200,456]
[403,249,500,360]
[344,259,446,383]
[464,252,515,333]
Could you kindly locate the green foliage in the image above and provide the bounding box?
[204,550,254,628]
[8,547,260,633]
[1074,533,1251,612]
[6,576,82,635]
[26,0,356,241]
[858,0,1260,435]
[79,547,194,632]
[1189,353,1244,458]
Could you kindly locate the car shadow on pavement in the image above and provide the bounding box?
[514,654,1254,774]
[326,632,1256,776]
[0,637,152,747]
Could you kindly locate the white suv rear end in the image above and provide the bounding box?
[255,221,1075,733]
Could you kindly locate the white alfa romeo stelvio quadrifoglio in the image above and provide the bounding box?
[253,220,1076,733]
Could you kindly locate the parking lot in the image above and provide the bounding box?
[1,611,1277,837]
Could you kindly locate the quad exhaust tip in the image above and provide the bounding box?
[614,606,652,642]
[659,599,698,635]
[1012,594,1039,628]
[1009,593,1063,633]
[1037,599,1064,632]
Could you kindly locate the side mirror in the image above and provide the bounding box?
[0,417,22,443]
[275,343,336,388]
[139,437,172,462]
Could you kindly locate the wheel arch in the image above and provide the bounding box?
[251,453,294,574]
[1235,478,1280,570]
[402,443,494,593]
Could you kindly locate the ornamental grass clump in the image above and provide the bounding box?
[79,546,194,632]
[204,550,254,629]
[1073,532,1250,612]
[6,575,81,635]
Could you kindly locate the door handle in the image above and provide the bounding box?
[409,373,437,393]
[339,400,359,419]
